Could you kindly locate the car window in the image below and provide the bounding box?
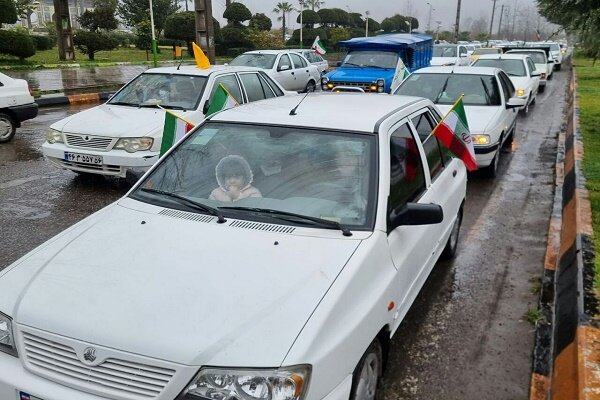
[259,72,284,96]
[343,50,399,69]
[459,46,467,56]
[256,74,276,99]
[278,54,292,70]
[472,58,527,77]
[389,123,426,213]
[527,58,537,74]
[289,53,305,69]
[230,54,277,69]
[411,112,444,180]
[239,73,267,102]
[498,71,515,100]
[211,75,243,104]
[433,46,457,58]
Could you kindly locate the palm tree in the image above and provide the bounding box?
[305,0,324,11]
[273,2,294,41]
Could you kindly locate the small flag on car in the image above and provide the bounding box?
[159,109,195,156]
[432,95,478,171]
[192,42,211,69]
[206,83,239,117]
[311,36,327,55]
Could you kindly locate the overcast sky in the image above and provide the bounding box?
[208,0,541,32]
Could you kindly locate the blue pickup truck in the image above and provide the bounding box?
[321,34,433,94]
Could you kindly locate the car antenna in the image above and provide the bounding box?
[177,58,183,70]
[289,92,310,116]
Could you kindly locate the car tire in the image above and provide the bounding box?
[305,80,316,93]
[441,207,463,260]
[520,96,530,116]
[483,150,499,178]
[556,64,561,71]
[0,113,16,143]
[539,85,545,93]
[531,94,537,105]
[504,125,516,147]
[349,339,383,400]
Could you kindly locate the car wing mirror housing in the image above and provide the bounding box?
[388,202,444,232]
[506,97,526,109]
[278,65,291,72]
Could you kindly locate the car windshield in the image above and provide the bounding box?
[509,51,546,64]
[433,46,457,57]
[342,50,398,69]
[473,48,501,55]
[131,123,377,230]
[396,73,501,106]
[109,73,207,110]
[230,54,277,69]
[549,44,560,52]
[472,59,526,76]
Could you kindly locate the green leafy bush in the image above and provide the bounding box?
[111,31,136,47]
[31,35,55,51]
[221,26,253,49]
[0,30,36,60]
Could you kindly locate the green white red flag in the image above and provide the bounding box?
[206,83,239,117]
[159,110,195,156]
[311,36,327,55]
[432,96,478,171]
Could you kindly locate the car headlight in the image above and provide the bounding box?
[472,134,490,145]
[46,128,63,144]
[376,79,385,93]
[181,365,311,400]
[0,312,18,357]
[114,137,154,153]
[321,77,330,91]
[516,89,525,97]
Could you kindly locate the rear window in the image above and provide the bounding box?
[473,48,501,55]
[472,59,526,76]
[509,51,546,64]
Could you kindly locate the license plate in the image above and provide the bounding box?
[64,152,102,165]
[19,392,44,400]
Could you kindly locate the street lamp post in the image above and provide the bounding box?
[149,0,158,67]
[365,10,370,37]
[427,2,434,31]
[298,0,305,48]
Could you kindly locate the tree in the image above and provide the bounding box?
[328,26,350,48]
[223,2,252,26]
[0,0,18,28]
[348,13,363,28]
[0,29,35,60]
[366,18,380,32]
[273,2,294,41]
[74,31,118,60]
[247,29,285,49]
[317,8,336,27]
[331,8,349,27]
[249,13,272,31]
[305,0,324,12]
[164,11,195,54]
[78,0,118,32]
[297,10,320,28]
[117,0,178,37]
[134,19,152,52]
[381,18,396,33]
[15,0,35,29]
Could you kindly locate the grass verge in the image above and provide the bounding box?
[575,57,600,290]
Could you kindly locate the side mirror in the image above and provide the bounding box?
[506,97,526,109]
[531,71,541,77]
[203,99,210,115]
[278,64,291,72]
[388,202,444,232]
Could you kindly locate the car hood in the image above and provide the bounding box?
[431,57,457,66]
[436,104,502,133]
[51,104,200,138]
[1,201,361,366]
[325,67,394,82]
[508,76,531,91]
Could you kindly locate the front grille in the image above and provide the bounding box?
[65,134,115,150]
[328,81,377,92]
[22,332,175,399]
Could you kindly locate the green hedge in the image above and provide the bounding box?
[0,30,36,59]
[31,35,55,51]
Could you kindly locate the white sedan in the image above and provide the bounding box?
[472,53,541,115]
[0,93,466,400]
[506,49,552,92]
[394,66,526,177]
[230,50,322,92]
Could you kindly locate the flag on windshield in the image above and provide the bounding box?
[312,36,327,55]
[206,83,239,117]
[432,96,478,171]
[159,110,195,156]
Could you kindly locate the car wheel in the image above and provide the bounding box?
[349,339,383,400]
[520,96,530,116]
[483,150,499,178]
[504,125,516,147]
[441,207,463,260]
[305,80,316,93]
[556,64,561,71]
[0,113,16,143]
[531,94,537,105]
[539,85,545,93]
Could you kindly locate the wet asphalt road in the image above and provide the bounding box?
[0,65,569,399]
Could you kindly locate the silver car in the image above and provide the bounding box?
[290,49,329,75]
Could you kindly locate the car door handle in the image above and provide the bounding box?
[452,170,457,177]
[291,72,295,75]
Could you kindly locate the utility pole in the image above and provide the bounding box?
[427,2,434,32]
[497,5,504,39]
[53,0,75,60]
[489,0,497,39]
[454,0,462,43]
[149,0,158,67]
[299,0,305,48]
[194,0,215,64]
[365,10,370,37]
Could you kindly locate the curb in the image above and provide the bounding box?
[35,92,113,107]
[529,61,600,399]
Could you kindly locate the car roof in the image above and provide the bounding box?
[506,49,545,54]
[142,65,263,76]
[475,54,529,61]
[209,93,427,132]
[412,66,499,76]
[244,50,290,55]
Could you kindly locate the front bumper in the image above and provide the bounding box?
[9,103,38,125]
[474,142,500,168]
[42,142,159,178]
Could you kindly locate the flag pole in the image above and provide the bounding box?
[157,105,197,127]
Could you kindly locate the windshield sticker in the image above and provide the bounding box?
[191,128,219,145]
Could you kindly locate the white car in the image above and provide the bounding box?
[472,53,541,115]
[506,49,551,92]
[0,72,38,143]
[0,93,467,400]
[431,44,470,66]
[290,49,329,75]
[42,65,288,178]
[230,50,322,92]
[541,42,563,70]
[394,66,525,177]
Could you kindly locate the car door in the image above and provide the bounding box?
[526,57,540,94]
[497,71,518,135]
[386,119,440,333]
[289,52,311,90]
[238,72,271,103]
[273,54,297,90]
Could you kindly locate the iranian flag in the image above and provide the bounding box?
[311,36,327,55]
[206,84,239,117]
[159,110,195,156]
[432,96,478,171]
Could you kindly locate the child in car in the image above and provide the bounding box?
[209,155,262,202]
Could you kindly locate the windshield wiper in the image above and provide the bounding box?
[434,75,451,104]
[342,62,362,67]
[109,101,136,107]
[140,188,226,223]
[218,206,353,237]
[364,65,389,69]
